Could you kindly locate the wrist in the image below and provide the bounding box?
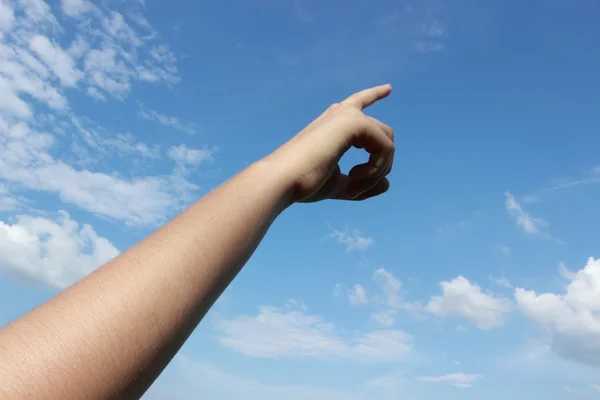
[247,156,298,210]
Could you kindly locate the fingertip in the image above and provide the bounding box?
[380,83,392,94]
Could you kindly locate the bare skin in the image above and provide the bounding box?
[0,85,395,399]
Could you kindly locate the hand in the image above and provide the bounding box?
[269,84,395,203]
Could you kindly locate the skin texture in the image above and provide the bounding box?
[0,85,395,400]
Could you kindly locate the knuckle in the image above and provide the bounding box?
[388,126,395,141]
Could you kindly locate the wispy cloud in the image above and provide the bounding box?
[149,355,413,400]
[544,176,600,192]
[421,20,446,37]
[215,301,412,362]
[138,102,199,135]
[418,373,483,388]
[167,144,216,167]
[335,268,423,327]
[0,0,211,227]
[505,192,563,243]
[328,227,374,252]
[489,276,513,289]
[504,192,544,234]
[524,167,600,201]
[436,211,485,237]
[500,244,512,255]
[372,268,423,320]
[414,41,445,53]
[348,284,368,305]
[561,385,589,397]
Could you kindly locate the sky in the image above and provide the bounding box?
[0,0,599,398]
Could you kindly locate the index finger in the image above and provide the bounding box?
[342,84,392,110]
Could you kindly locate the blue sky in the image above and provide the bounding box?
[1,0,600,398]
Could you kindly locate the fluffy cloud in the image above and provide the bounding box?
[426,276,511,329]
[515,258,600,366]
[328,228,374,252]
[418,373,483,388]
[216,301,412,362]
[0,211,119,288]
[505,192,547,235]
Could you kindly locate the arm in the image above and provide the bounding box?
[0,85,395,399]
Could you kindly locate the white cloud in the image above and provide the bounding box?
[145,355,412,400]
[0,211,119,288]
[86,86,106,102]
[29,34,83,87]
[84,45,133,99]
[0,77,33,118]
[426,276,511,329]
[139,103,199,135]
[216,302,412,362]
[101,11,142,47]
[61,0,96,19]
[515,257,600,367]
[418,373,483,388]
[372,268,422,322]
[329,228,374,252]
[333,283,344,297]
[505,192,545,234]
[374,267,403,308]
[421,21,445,37]
[591,384,600,392]
[490,276,513,289]
[0,119,197,226]
[0,1,15,32]
[371,309,398,327]
[16,0,59,29]
[348,284,368,305]
[67,35,89,59]
[0,183,19,211]
[8,0,181,104]
[167,144,215,167]
[0,2,205,227]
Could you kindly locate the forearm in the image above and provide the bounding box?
[0,158,293,399]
